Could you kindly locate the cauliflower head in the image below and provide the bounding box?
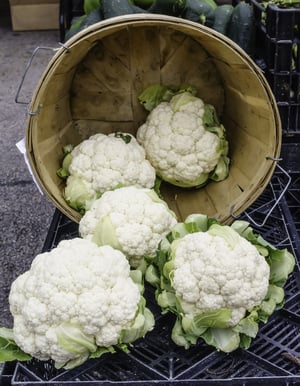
[145,214,295,353]
[172,231,270,325]
[137,92,229,188]
[79,186,178,268]
[60,132,156,213]
[8,238,154,369]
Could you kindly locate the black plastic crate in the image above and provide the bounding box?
[276,103,300,133]
[1,142,298,386]
[265,71,300,103]
[265,6,300,41]
[0,362,17,386]
[59,0,84,41]
[251,0,300,41]
[251,0,300,134]
[251,0,300,71]
[261,36,300,74]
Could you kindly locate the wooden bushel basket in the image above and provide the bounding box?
[26,14,281,224]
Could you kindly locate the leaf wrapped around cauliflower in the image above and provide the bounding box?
[145,214,295,353]
[57,132,157,214]
[137,85,230,188]
[0,238,154,369]
[79,186,178,268]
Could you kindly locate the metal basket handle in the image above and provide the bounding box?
[15,45,69,114]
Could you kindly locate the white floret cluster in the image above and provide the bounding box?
[9,239,142,366]
[172,232,270,326]
[137,98,222,187]
[69,132,156,195]
[79,186,178,268]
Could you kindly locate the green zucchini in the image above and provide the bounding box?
[83,0,100,14]
[201,0,218,10]
[227,1,255,55]
[148,0,187,16]
[182,0,215,27]
[132,0,154,8]
[212,4,234,35]
[65,8,102,41]
[100,0,145,19]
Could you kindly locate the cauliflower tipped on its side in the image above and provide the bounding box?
[8,238,154,369]
[79,186,178,268]
[59,132,156,213]
[145,214,295,353]
[172,231,270,326]
[137,91,229,188]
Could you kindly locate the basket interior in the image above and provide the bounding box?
[26,15,281,223]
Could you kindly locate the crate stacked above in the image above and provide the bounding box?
[251,0,300,135]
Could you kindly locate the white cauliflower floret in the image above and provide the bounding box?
[62,132,156,213]
[79,186,178,268]
[8,238,154,369]
[137,92,229,188]
[173,231,270,326]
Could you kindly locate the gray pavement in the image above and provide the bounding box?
[0,1,61,328]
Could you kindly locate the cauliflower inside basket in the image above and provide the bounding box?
[136,89,230,188]
[57,132,156,214]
